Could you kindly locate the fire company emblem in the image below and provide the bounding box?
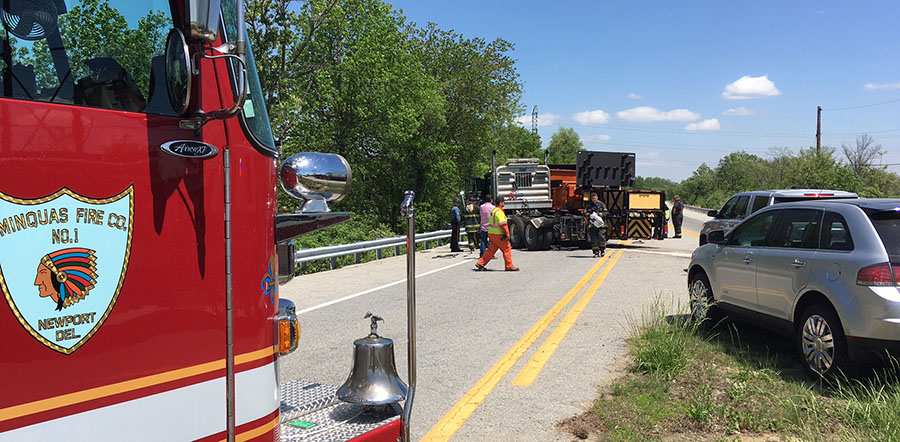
[0,187,134,354]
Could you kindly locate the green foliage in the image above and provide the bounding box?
[833,361,900,441]
[546,127,584,164]
[631,176,680,199]
[248,0,525,233]
[292,214,397,274]
[677,145,900,209]
[580,301,872,441]
[494,125,543,162]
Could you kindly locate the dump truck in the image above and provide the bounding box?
[465,151,667,250]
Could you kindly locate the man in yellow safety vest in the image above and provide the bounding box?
[475,196,519,271]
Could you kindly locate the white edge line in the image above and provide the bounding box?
[296,258,477,315]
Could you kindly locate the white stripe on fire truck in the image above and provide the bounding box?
[0,362,278,441]
[0,347,273,426]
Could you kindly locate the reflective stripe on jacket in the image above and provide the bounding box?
[464,212,480,232]
[487,207,508,235]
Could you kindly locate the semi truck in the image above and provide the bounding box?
[465,151,667,250]
[0,0,409,440]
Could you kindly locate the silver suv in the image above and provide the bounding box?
[699,189,858,245]
[689,199,900,377]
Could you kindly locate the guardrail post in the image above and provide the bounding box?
[394,246,400,256]
[330,256,337,270]
[376,249,383,259]
[354,252,361,264]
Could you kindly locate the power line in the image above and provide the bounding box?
[823,97,900,111]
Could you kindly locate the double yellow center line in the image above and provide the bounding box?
[422,241,630,441]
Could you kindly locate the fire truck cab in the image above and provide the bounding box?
[0,0,405,440]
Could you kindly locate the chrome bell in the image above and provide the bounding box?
[336,313,408,405]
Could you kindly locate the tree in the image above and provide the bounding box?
[494,125,542,162]
[546,127,584,164]
[842,133,884,178]
[632,176,680,200]
[408,23,524,180]
[245,0,340,142]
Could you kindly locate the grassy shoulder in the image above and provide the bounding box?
[560,303,900,441]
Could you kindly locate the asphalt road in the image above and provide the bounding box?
[278,210,708,441]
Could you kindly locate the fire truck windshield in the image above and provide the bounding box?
[221,0,277,155]
[0,0,174,114]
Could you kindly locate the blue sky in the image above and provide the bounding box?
[388,0,900,181]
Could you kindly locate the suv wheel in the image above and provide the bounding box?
[688,272,721,325]
[797,305,850,378]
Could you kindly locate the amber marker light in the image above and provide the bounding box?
[275,299,300,356]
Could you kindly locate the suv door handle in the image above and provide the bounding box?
[791,259,806,268]
[743,255,754,264]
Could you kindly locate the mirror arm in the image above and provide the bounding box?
[179,44,248,135]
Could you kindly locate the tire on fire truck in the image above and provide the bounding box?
[524,222,542,251]
[508,215,526,249]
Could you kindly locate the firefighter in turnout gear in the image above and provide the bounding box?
[475,196,519,271]
[464,202,480,252]
[585,191,608,257]
[672,195,684,238]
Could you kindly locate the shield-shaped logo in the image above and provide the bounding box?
[0,186,134,354]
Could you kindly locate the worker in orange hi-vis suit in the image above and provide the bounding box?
[475,196,519,271]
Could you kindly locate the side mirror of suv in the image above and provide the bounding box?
[707,209,718,218]
[707,230,726,245]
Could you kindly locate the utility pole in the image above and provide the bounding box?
[816,106,822,156]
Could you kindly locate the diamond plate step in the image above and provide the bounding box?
[279,380,400,442]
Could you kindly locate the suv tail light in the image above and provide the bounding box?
[804,193,834,198]
[857,263,896,286]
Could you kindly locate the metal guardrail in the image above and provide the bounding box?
[295,229,463,270]
[684,204,713,214]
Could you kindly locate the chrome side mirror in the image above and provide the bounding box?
[280,153,352,212]
[164,28,191,115]
[189,0,222,42]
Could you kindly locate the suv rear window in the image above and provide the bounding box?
[868,211,900,262]
[821,212,853,251]
[750,195,769,214]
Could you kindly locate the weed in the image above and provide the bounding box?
[685,384,713,422]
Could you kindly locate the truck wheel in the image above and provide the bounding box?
[541,228,554,250]
[524,222,542,251]
[509,216,525,249]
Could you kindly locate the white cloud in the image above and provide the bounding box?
[722,75,781,100]
[574,109,610,125]
[515,113,561,127]
[628,93,642,100]
[684,118,720,131]
[616,106,701,123]
[723,107,756,116]
[582,134,612,143]
[864,81,900,90]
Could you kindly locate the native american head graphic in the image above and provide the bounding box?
[33,248,98,311]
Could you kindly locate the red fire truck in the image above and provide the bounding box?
[0,0,407,440]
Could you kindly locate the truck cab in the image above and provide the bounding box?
[0,1,403,440]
